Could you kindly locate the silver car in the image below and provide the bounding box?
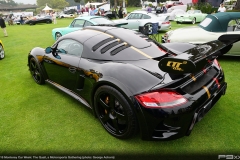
[113,10,171,32]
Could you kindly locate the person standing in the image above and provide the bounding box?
[118,6,123,18]
[218,3,226,12]
[52,12,57,24]
[0,16,8,37]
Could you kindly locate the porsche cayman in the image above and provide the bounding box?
[28,26,240,140]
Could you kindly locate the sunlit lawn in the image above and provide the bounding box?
[0,16,240,160]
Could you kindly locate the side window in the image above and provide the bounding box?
[57,39,83,57]
[83,20,93,27]
[142,14,151,19]
[71,19,85,28]
[127,13,135,19]
[134,13,142,19]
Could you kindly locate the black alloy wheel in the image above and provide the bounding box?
[29,57,45,84]
[94,86,138,139]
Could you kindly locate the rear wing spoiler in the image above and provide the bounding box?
[158,34,240,74]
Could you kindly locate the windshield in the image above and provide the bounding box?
[90,17,113,24]
[187,10,195,14]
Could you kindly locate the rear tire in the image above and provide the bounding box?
[94,85,138,139]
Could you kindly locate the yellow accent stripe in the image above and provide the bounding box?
[130,46,152,59]
[203,86,211,99]
[190,75,196,81]
[84,29,114,38]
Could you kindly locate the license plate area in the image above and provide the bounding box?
[197,100,212,122]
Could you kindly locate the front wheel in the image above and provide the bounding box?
[0,44,5,60]
[192,18,196,24]
[29,57,45,84]
[94,85,138,139]
[55,32,62,40]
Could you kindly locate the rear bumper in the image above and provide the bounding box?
[135,76,227,141]
[186,82,227,136]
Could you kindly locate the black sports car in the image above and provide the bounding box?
[24,16,52,25]
[28,26,240,140]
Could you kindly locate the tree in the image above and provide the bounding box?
[235,0,240,10]
[37,0,69,9]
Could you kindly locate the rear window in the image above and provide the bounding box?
[199,18,212,27]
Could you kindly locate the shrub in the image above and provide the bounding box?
[188,2,217,14]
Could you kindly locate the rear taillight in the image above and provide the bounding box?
[162,21,170,24]
[135,90,187,109]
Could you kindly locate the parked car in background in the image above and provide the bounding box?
[0,40,5,60]
[113,10,171,32]
[52,16,125,40]
[162,12,240,56]
[24,15,52,25]
[58,13,75,18]
[164,9,186,21]
[165,1,184,8]
[175,10,207,24]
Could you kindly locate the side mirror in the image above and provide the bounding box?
[45,47,52,54]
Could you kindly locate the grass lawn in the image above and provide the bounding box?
[0,17,240,159]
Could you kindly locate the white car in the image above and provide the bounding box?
[58,13,75,18]
[162,12,240,56]
[113,10,171,32]
[164,9,186,21]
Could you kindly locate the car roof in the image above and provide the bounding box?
[198,12,240,32]
[130,11,158,17]
[75,15,103,20]
[61,26,166,61]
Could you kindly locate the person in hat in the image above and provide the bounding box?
[0,16,8,37]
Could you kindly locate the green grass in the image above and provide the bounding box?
[0,18,240,159]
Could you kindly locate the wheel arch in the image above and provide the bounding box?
[91,78,134,118]
[28,47,48,80]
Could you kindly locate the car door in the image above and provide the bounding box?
[43,39,83,90]
[123,13,142,30]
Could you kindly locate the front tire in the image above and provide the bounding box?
[94,85,138,139]
[192,18,196,24]
[55,32,62,40]
[29,57,45,84]
[0,44,5,60]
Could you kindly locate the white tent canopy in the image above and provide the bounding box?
[42,4,53,11]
